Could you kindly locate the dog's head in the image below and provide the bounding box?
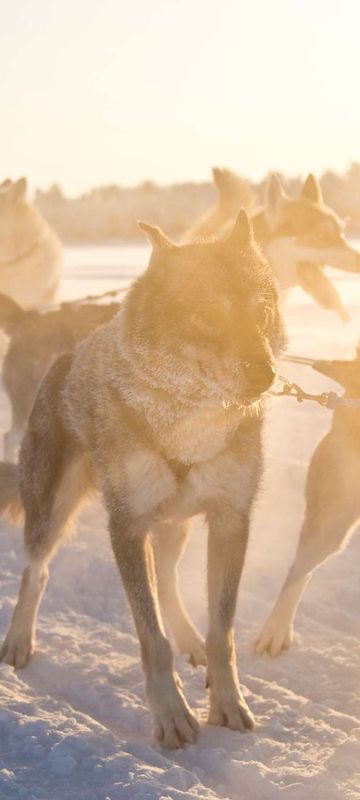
[265,173,360,274]
[212,167,254,216]
[0,178,44,263]
[125,210,285,408]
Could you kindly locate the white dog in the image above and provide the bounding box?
[0,178,62,308]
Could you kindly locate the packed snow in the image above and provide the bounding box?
[0,243,360,800]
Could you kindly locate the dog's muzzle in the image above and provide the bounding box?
[243,360,276,393]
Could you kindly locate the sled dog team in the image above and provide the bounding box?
[0,171,359,748]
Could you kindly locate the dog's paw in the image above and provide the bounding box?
[254,619,294,657]
[177,630,206,667]
[172,620,206,667]
[149,673,200,749]
[208,685,255,732]
[188,639,207,668]
[0,630,34,670]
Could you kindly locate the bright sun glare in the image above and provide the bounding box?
[1,0,360,193]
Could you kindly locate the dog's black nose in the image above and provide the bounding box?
[244,360,276,392]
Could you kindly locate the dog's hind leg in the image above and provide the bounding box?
[0,452,92,669]
[153,520,206,667]
[0,559,49,669]
[1,355,93,669]
[255,433,360,657]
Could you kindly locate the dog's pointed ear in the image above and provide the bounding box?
[265,173,288,229]
[212,167,224,190]
[266,173,287,208]
[301,173,322,203]
[0,178,12,192]
[9,177,27,203]
[138,221,173,249]
[228,208,253,246]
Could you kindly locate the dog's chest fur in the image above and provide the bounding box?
[168,405,242,462]
[118,396,260,519]
[136,393,244,464]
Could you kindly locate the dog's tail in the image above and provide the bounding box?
[0,293,27,336]
[0,462,23,524]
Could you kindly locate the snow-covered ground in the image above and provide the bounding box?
[0,243,360,800]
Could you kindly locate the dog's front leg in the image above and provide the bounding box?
[205,507,255,731]
[109,514,199,748]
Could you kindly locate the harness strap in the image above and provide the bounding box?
[270,376,360,409]
[281,354,317,366]
[38,287,126,314]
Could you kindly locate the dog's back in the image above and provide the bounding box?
[312,353,360,444]
[1,297,120,460]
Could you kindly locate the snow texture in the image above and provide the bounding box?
[0,244,360,799]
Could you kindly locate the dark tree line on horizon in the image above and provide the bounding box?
[33,163,360,242]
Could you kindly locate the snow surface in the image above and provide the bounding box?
[0,244,360,800]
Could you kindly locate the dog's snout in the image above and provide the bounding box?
[244,360,276,392]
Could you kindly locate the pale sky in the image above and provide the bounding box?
[1,0,360,194]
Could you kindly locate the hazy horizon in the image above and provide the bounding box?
[2,0,360,194]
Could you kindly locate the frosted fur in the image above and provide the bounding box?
[1,215,284,748]
[64,306,266,466]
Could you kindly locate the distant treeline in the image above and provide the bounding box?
[34,164,360,242]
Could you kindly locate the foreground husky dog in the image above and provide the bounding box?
[0,178,62,308]
[0,211,285,748]
[0,293,119,460]
[189,168,360,318]
[255,347,360,657]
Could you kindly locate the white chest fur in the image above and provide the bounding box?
[161,404,243,464]
[123,406,256,520]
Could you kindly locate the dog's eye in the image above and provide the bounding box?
[191,309,224,339]
[317,221,338,242]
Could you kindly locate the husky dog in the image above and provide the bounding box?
[0,294,120,461]
[0,211,285,748]
[255,346,360,657]
[0,178,62,308]
[261,173,360,310]
[189,169,360,318]
[186,168,255,240]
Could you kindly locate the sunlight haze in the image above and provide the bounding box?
[2,0,360,193]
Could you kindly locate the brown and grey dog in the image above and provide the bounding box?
[255,347,360,657]
[0,293,120,460]
[0,211,285,748]
[261,172,360,316]
[0,178,62,308]
[189,168,360,318]
[186,167,256,239]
